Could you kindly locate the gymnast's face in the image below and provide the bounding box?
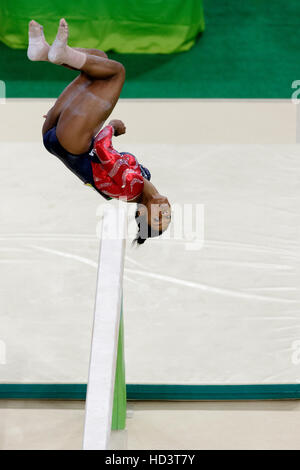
[143,195,172,233]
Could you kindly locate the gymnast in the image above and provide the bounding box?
[27,19,171,244]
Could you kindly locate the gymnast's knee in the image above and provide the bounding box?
[91,48,108,59]
[92,50,125,77]
[113,61,126,79]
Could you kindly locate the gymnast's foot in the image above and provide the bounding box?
[48,18,86,69]
[48,18,69,64]
[27,20,50,61]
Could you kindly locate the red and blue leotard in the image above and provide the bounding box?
[43,124,150,201]
[91,125,144,201]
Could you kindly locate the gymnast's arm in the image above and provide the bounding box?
[93,125,123,170]
[92,120,126,169]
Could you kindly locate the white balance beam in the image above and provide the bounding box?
[83,207,126,450]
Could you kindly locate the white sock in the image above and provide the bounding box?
[27,20,50,61]
[48,18,86,69]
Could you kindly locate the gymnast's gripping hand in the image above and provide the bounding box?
[108,119,126,136]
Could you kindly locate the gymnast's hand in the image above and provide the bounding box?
[108,119,126,136]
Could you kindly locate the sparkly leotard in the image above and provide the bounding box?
[91,125,144,201]
[43,124,151,201]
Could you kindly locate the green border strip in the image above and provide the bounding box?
[0,384,300,400]
[111,309,126,430]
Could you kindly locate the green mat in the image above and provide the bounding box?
[1,0,300,98]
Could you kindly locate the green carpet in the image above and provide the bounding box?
[1,0,300,98]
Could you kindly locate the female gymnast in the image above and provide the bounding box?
[27,19,171,244]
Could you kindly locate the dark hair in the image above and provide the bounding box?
[133,208,162,246]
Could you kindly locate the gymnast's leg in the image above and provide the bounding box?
[28,19,125,155]
[49,20,125,154]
